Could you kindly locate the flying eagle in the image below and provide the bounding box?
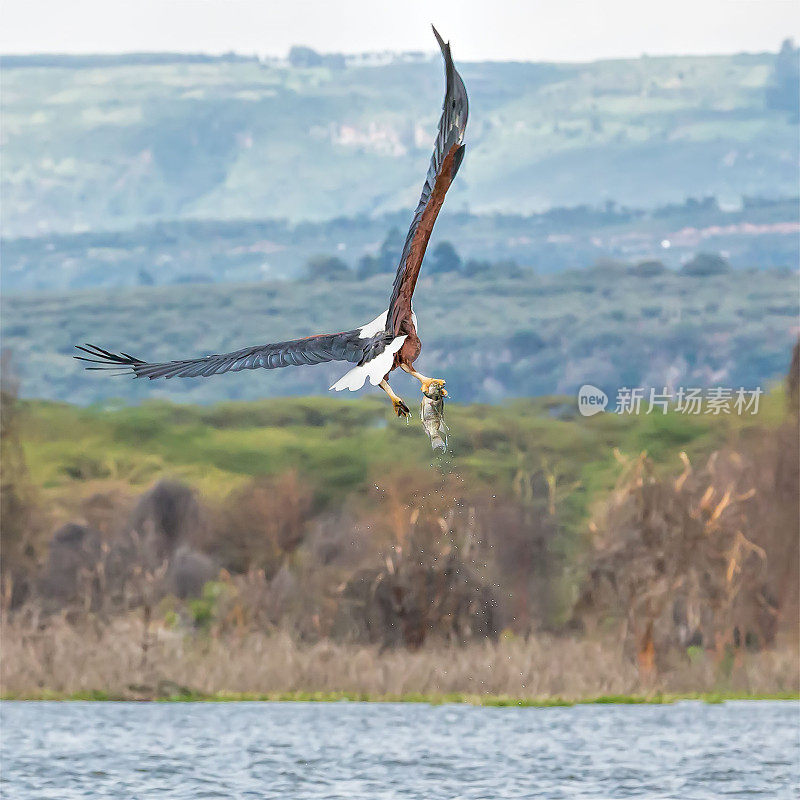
[76,27,468,418]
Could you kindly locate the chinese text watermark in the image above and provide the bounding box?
[577,385,762,417]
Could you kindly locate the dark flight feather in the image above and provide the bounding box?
[74,329,391,380]
[386,25,469,336]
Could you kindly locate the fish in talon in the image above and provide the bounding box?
[420,383,448,451]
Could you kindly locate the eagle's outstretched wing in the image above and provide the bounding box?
[386,26,469,337]
[76,27,467,391]
[75,329,391,380]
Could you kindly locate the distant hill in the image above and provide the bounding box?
[2,48,798,236]
[2,197,797,291]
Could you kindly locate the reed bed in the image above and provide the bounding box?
[3,614,797,701]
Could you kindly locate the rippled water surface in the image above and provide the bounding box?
[2,700,798,799]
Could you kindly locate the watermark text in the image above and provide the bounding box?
[577,385,762,416]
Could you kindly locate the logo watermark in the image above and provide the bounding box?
[577,386,763,416]
[577,385,608,416]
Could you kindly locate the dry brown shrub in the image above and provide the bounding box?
[129,479,206,558]
[0,352,42,609]
[737,349,799,641]
[483,459,566,632]
[576,443,796,678]
[328,471,499,648]
[15,478,216,622]
[76,486,137,538]
[206,472,313,576]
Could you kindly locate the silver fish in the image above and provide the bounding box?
[420,383,448,451]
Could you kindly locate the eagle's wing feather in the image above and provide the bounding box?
[75,329,385,380]
[386,26,468,337]
[75,27,468,390]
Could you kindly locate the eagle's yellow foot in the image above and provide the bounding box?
[380,379,410,418]
[399,366,448,397]
[393,398,411,418]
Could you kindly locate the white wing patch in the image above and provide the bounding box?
[334,306,416,392]
[330,335,407,392]
[358,310,389,339]
[359,307,417,338]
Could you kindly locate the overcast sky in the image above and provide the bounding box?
[2,0,798,62]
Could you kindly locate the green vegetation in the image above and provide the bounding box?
[2,48,797,237]
[4,383,796,699]
[16,389,785,532]
[4,266,795,405]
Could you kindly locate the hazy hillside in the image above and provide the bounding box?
[3,267,795,405]
[2,48,797,236]
[3,197,797,291]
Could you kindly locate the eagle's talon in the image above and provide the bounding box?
[420,378,447,396]
[393,399,411,418]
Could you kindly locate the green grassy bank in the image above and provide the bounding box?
[4,690,798,705]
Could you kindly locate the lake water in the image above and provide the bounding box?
[2,700,798,799]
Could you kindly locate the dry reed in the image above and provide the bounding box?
[2,613,797,700]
